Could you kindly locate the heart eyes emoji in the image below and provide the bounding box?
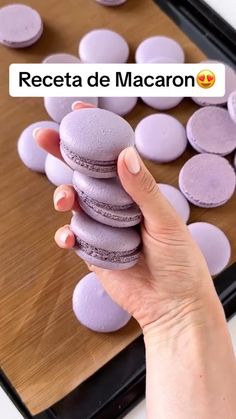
[197,70,215,88]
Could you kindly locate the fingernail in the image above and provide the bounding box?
[33,127,42,139]
[54,191,66,207]
[124,147,141,174]
[60,229,69,244]
[71,101,95,110]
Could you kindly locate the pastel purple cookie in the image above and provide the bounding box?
[60,108,135,177]
[44,97,98,123]
[96,0,127,5]
[43,53,81,63]
[45,154,73,186]
[135,36,185,64]
[179,154,236,208]
[70,211,141,270]
[98,97,137,116]
[158,183,190,223]
[187,107,236,156]
[72,272,131,332]
[79,29,129,63]
[227,90,236,124]
[192,61,236,106]
[234,152,236,169]
[135,114,187,163]
[73,171,141,227]
[188,222,231,276]
[0,4,43,48]
[17,121,59,173]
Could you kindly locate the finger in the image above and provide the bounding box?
[117,147,184,235]
[53,185,80,212]
[54,225,75,248]
[34,128,63,160]
[72,101,96,111]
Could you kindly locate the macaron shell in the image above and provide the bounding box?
[43,53,81,63]
[187,107,236,156]
[45,154,73,186]
[98,97,137,116]
[44,96,98,123]
[73,171,133,207]
[60,108,135,161]
[192,61,236,106]
[141,96,183,111]
[179,154,236,207]
[0,4,43,48]
[188,222,231,276]
[96,0,127,5]
[72,272,131,332]
[158,183,190,223]
[79,29,129,63]
[17,121,59,172]
[135,36,185,63]
[228,90,236,124]
[135,114,187,163]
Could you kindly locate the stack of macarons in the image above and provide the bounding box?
[59,107,142,270]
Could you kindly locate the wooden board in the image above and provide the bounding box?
[0,0,235,415]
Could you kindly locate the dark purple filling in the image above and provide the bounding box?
[61,142,117,173]
[75,237,141,263]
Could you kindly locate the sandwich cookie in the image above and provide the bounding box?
[45,154,73,186]
[70,211,141,270]
[96,0,127,5]
[135,36,185,63]
[0,4,43,48]
[18,121,59,173]
[98,97,137,116]
[187,107,236,156]
[43,53,81,63]
[135,114,187,163]
[188,222,231,276]
[44,96,98,123]
[73,172,142,227]
[179,154,236,208]
[158,183,190,223]
[192,61,236,106]
[72,272,131,332]
[79,29,129,63]
[60,108,135,177]
[227,90,236,124]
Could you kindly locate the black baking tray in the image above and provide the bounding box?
[1,1,236,418]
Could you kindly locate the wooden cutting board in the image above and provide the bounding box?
[0,0,235,415]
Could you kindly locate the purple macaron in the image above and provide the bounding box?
[98,97,137,116]
[72,272,131,332]
[43,53,81,63]
[135,36,185,63]
[135,114,187,163]
[44,96,98,123]
[96,0,127,5]
[0,4,43,48]
[227,90,236,124]
[17,120,59,173]
[188,222,231,276]
[192,61,236,106]
[79,29,129,63]
[158,183,190,223]
[60,108,135,178]
[187,107,236,156]
[70,211,141,270]
[73,171,141,227]
[179,154,236,207]
[45,154,73,186]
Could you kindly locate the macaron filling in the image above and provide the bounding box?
[74,237,141,263]
[61,142,117,173]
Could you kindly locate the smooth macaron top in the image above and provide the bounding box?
[228,90,236,124]
[73,172,133,207]
[187,106,236,156]
[60,108,135,161]
[135,36,185,63]
[71,211,141,252]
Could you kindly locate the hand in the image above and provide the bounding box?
[36,103,220,336]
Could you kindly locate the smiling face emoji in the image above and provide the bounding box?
[197,69,215,89]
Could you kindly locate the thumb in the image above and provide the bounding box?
[117,147,183,234]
